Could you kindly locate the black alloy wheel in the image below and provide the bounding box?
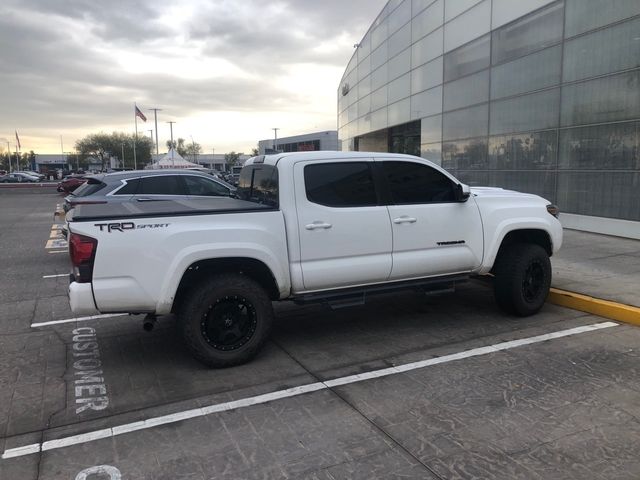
[201,296,258,351]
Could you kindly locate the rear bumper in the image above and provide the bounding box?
[68,282,100,316]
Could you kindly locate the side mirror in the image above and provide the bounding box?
[455,183,471,202]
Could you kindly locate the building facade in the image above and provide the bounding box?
[338,0,640,238]
[258,131,339,155]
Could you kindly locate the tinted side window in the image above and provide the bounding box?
[304,162,377,207]
[236,165,279,207]
[138,176,185,195]
[183,176,229,196]
[383,161,456,203]
[113,178,139,195]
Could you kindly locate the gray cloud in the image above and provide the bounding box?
[0,0,388,151]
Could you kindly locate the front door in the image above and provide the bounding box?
[381,160,484,280]
[294,160,393,291]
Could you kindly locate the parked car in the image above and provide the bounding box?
[16,170,45,181]
[7,172,40,183]
[63,169,236,212]
[57,175,87,193]
[66,151,562,367]
[0,174,20,183]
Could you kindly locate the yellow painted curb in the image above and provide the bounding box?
[548,288,640,326]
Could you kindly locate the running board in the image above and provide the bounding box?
[293,274,469,308]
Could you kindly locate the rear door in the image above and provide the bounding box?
[382,160,484,280]
[294,160,393,291]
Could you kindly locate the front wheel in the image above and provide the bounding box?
[179,273,273,368]
[493,243,551,316]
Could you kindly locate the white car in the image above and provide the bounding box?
[67,151,562,367]
[8,172,40,182]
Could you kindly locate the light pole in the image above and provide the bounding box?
[167,121,176,167]
[148,108,162,156]
[211,148,214,170]
[121,143,126,170]
[190,135,197,164]
[272,128,279,152]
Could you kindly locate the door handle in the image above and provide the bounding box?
[136,197,156,202]
[393,216,417,224]
[305,222,333,230]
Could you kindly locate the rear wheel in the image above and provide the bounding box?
[179,274,273,368]
[493,243,551,316]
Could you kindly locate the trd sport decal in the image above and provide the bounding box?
[94,223,170,232]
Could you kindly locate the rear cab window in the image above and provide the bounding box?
[236,164,279,207]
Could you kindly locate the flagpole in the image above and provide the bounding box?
[7,141,11,173]
[133,103,138,170]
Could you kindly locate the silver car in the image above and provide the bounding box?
[64,169,236,212]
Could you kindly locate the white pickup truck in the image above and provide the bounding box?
[67,152,562,367]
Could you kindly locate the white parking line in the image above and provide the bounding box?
[43,274,69,279]
[31,314,128,328]
[48,250,67,254]
[1,321,617,460]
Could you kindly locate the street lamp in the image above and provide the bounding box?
[272,127,279,152]
[121,143,126,170]
[167,121,176,167]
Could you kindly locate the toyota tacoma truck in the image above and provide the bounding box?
[67,152,562,367]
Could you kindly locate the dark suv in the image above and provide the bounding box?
[64,169,236,212]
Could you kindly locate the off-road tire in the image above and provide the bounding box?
[493,243,551,316]
[179,274,273,368]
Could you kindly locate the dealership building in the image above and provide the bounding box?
[258,131,339,155]
[338,0,640,238]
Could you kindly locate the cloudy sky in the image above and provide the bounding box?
[0,0,387,155]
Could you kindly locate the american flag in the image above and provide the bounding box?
[15,130,20,149]
[135,105,147,122]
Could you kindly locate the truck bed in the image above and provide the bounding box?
[70,197,276,222]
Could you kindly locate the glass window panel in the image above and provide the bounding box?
[490,89,560,135]
[412,0,443,42]
[388,98,411,126]
[445,0,482,22]
[383,161,456,203]
[411,56,443,95]
[371,64,388,91]
[411,27,443,68]
[490,45,561,99]
[357,129,389,152]
[304,163,377,208]
[559,121,640,170]
[358,54,371,82]
[371,20,388,50]
[358,74,372,98]
[389,0,412,34]
[565,0,640,38]
[358,114,372,136]
[443,103,488,140]
[491,2,564,65]
[345,55,357,78]
[371,41,388,71]
[421,114,442,143]
[561,70,640,126]
[371,86,388,111]
[444,0,491,52]
[388,73,411,104]
[563,17,640,83]
[357,35,371,60]
[557,172,640,221]
[455,171,489,186]
[347,102,358,123]
[489,171,556,202]
[389,23,411,58]
[184,176,230,196]
[491,0,556,29]
[357,95,371,117]
[421,142,443,165]
[413,0,437,15]
[411,85,443,118]
[444,34,490,81]
[443,137,488,169]
[488,131,558,170]
[388,48,411,81]
[444,69,489,111]
[371,107,388,130]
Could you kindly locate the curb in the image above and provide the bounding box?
[548,288,640,326]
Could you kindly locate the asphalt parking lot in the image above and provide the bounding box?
[1,187,639,480]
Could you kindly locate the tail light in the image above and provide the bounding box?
[69,233,97,283]
[546,204,560,218]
